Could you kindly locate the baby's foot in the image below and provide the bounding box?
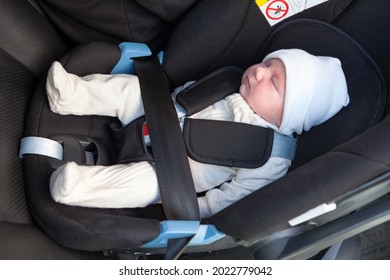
[49,162,86,204]
[46,61,76,114]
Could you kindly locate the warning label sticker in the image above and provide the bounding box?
[257,0,328,26]
[265,0,289,20]
[255,0,269,6]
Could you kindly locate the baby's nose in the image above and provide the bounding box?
[255,66,268,81]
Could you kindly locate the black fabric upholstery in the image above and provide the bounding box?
[0,221,103,260]
[36,0,199,52]
[0,0,67,224]
[57,41,122,76]
[164,0,264,87]
[0,0,108,260]
[163,0,355,87]
[0,49,36,224]
[334,0,390,112]
[0,0,67,77]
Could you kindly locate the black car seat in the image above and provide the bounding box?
[19,0,390,259]
[2,0,390,259]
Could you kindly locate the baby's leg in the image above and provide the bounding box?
[50,161,160,208]
[46,61,145,126]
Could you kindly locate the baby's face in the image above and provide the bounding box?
[239,58,286,127]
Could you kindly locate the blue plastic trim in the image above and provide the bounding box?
[111,42,151,74]
[157,51,164,65]
[111,42,164,74]
[141,221,226,249]
[190,224,226,246]
[271,132,297,161]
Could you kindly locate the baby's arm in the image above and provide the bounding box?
[46,61,145,126]
[197,157,290,218]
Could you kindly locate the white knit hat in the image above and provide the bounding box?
[263,49,350,135]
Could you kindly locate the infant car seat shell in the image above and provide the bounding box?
[22,19,387,253]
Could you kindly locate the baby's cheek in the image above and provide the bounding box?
[239,85,248,100]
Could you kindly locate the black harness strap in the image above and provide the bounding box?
[133,56,199,259]
[176,66,243,116]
